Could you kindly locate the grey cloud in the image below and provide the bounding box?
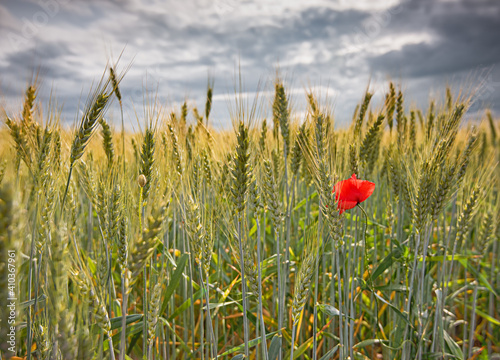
[1,0,499,127]
[0,41,76,81]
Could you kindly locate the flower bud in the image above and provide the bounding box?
[138,174,147,188]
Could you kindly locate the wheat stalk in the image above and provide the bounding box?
[231,120,252,357]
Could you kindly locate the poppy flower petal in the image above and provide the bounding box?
[356,180,375,203]
[333,174,375,214]
[334,178,358,201]
[337,199,358,214]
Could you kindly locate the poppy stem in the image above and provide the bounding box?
[356,204,369,236]
[357,204,370,280]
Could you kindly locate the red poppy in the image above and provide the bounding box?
[333,174,375,214]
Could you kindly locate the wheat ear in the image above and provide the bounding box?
[62,75,112,212]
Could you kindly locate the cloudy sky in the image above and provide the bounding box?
[1,0,499,129]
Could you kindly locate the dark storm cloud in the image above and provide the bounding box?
[2,40,74,73]
[230,8,368,68]
[368,0,500,78]
[370,40,500,79]
[102,4,368,68]
[0,40,76,101]
[76,3,372,122]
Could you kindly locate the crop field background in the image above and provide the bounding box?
[0,65,499,360]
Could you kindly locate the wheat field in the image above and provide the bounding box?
[0,65,499,360]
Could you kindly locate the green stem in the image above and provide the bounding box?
[120,275,128,360]
[120,102,126,177]
[290,323,296,360]
[108,334,116,360]
[139,187,147,358]
[61,165,73,215]
[312,203,321,360]
[238,219,250,358]
[256,216,268,360]
[198,263,216,360]
[26,201,38,360]
[276,227,282,360]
